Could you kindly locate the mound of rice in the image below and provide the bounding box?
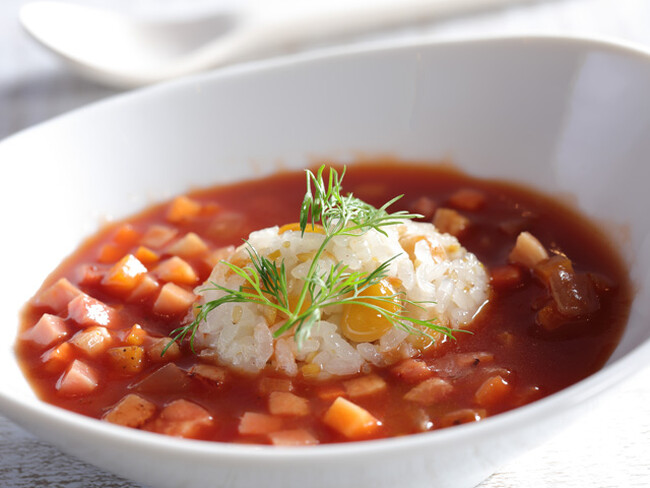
[194,220,489,377]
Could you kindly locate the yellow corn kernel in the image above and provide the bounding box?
[341,279,401,343]
[278,223,324,234]
[268,250,282,260]
[301,363,321,377]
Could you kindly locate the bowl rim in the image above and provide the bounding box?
[2,33,650,462]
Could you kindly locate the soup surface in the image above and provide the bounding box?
[16,163,631,445]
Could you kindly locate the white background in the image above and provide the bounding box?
[1,0,650,486]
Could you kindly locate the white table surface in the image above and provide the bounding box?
[2,0,650,487]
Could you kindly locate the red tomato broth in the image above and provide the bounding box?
[16,163,631,444]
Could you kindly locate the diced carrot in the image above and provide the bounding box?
[147,337,181,361]
[433,208,470,237]
[316,385,346,402]
[534,254,573,284]
[124,323,147,346]
[112,224,141,246]
[490,264,525,290]
[475,375,512,407]
[132,363,190,394]
[408,196,437,220]
[535,301,567,331]
[268,391,310,417]
[153,256,198,285]
[391,359,434,384]
[152,283,196,315]
[439,408,486,428]
[268,429,319,446]
[147,399,213,439]
[75,264,108,286]
[56,359,99,396]
[21,313,68,347]
[188,364,227,386]
[447,188,486,211]
[238,412,283,435]
[166,232,209,259]
[141,225,178,249]
[258,377,294,395]
[40,342,73,373]
[97,243,125,264]
[128,274,160,302]
[101,254,147,296]
[33,278,82,314]
[343,374,387,398]
[133,246,160,265]
[69,326,113,356]
[403,377,453,405]
[202,245,235,268]
[107,346,146,375]
[103,394,156,428]
[508,231,549,269]
[322,397,381,439]
[166,196,202,223]
[67,294,115,328]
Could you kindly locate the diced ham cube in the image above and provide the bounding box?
[404,377,453,405]
[268,429,319,446]
[101,254,147,295]
[391,359,434,384]
[75,264,108,286]
[141,225,178,249]
[69,326,113,356]
[21,314,68,347]
[104,394,156,428]
[147,399,213,439]
[508,231,549,269]
[166,196,202,223]
[152,283,196,315]
[153,257,198,285]
[258,377,294,395]
[343,374,387,398]
[56,359,99,396]
[238,412,283,435]
[128,274,160,302]
[268,391,310,417]
[166,232,209,259]
[447,188,486,211]
[67,294,115,328]
[323,397,381,439]
[33,278,82,313]
[188,364,227,386]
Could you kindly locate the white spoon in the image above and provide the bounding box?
[20,0,535,89]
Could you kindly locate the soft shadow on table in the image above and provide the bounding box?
[0,71,120,141]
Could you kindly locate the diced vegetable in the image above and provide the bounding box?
[474,375,512,407]
[56,359,99,396]
[75,264,107,286]
[97,243,125,264]
[268,391,310,417]
[315,385,346,401]
[133,246,160,265]
[147,337,181,361]
[403,377,453,405]
[448,188,486,211]
[67,294,115,328]
[440,408,486,428]
[124,323,147,346]
[107,346,145,375]
[433,208,470,236]
[101,254,147,295]
[127,274,160,302]
[202,245,235,268]
[166,232,209,259]
[490,265,525,290]
[238,412,283,435]
[188,364,227,386]
[268,429,318,446]
[69,326,113,356]
[152,283,195,315]
[153,256,198,285]
[33,278,82,313]
[343,374,387,398]
[104,394,156,428]
[408,196,437,220]
[166,196,202,223]
[341,280,400,342]
[147,399,213,439]
[141,225,178,249]
[40,342,73,373]
[21,313,68,347]
[508,231,548,268]
[258,377,294,395]
[431,352,494,380]
[391,359,434,384]
[112,224,141,246]
[132,363,190,394]
[322,397,381,439]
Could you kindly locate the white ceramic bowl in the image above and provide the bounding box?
[1,36,650,488]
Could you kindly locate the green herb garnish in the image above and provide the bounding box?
[165,165,457,355]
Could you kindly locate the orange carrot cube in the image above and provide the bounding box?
[40,342,73,373]
[474,375,512,407]
[166,196,202,223]
[102,254,147,295]
[268,391,310,417]
[153,256,198,285]
[104,394,156,428]
[490,264,525,290]
[97,243,125,264]
[322,397,381,439]
[133,246,160,265]
[238,412,283,435]
[107,346,146,375]
[268,429,318,446]
[147,399,213,439]
[124,323,147,346]
[315,385,346,402]
[113,224,140,246]
[152,283,195,315]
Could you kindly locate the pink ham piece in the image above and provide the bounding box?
[67,294,115,328]
[33,278,82,313]
[21,314,68,347]
[56,359,99,396]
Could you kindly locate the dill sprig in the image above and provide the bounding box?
[165,165,458,355]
